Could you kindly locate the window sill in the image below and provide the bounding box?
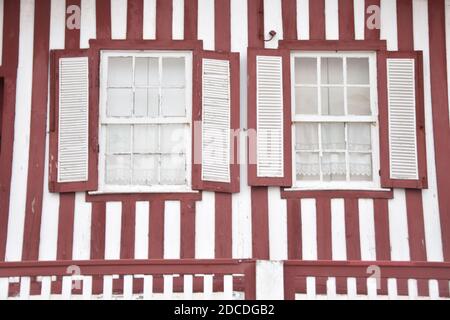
[281,187,393,199]
[86,186,202,202]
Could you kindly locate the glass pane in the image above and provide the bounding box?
[160,154,187,185]
[321,57,343,84]
[350,152,372,181]
[134,125,158,153]
[347,58,370,85]
[107,125,131,153]
[296,152,320,181]
[106,154,131,185]
[134,88,159,117]
[348,123,372,152]
[321,87,344,115]
[321,123,346,150]
[135,57,159,87]
[348,87,371,115]
[161,88,186,117]
[295,123,319,151]
[160,124,186,154]
[295,87,318,115]
[162,57,185,87]
[108,57,133,87]
[322,152,346,181]
[133,155,158,185]
[107,88,133,117]
[295,57,317,84]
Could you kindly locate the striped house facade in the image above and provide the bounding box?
[0,0,449,299]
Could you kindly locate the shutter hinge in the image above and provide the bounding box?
[379,169,381,177]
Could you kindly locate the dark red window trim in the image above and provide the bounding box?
[85,191,203,203]
[279,40,387,51]
[280,188,394,200]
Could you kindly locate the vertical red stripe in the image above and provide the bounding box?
[65,0,81,49]
[56,194,75,260]
[338,0,355,40]
[120,201,135,259]
[248,0,264,48]
[156,0,173,40]
[429,0,450,262]
[373,199,391,260]
[345,199,361,260]
[184,0,198,39]
[21,0,52,261]
[180,201,196,258]
[215,193,232,258]
[90,202,106,259]
[396,0,414,51]
[316,198,332,260]
[405,190,427,261]
[127,0,144,40]
[364,0,380,40]
[251,187,269,259]
[215,0,231,51]
[96,0,112,39]
[149,200,164,258]
[309,0,325,40]
[287,199,302,260]
[0,0,20,261]
[282,0,297,41]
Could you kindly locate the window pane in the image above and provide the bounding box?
[348,87,371,115]
[321,87,344,115]
[162,57,185,87]
[347,58,370,85]
[322,152,346,181]
[161,88,186,117]
[295,57,317,84]
[350,152,372,181]
[107,88,133,117]
[134,125,158,153]
[348,123,372,152]
[321,58,343,84]
[296,152,320,181]
[108,57,133,87]
[295,87,318,115]
[160,154,186,185]
[106,154,131,185]
[134,88,159,117]
[133,155,158,185]
[107,125,131,153]
[160,124,186,154]
[135,57,159,87]
[295,123,319,151]
[321,123,345,150]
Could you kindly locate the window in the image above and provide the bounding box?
[99,51,192,192]
[291,51,380,189]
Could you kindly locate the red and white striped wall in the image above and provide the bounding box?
[0,0,450,298]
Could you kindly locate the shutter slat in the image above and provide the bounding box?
[58,57,89,183]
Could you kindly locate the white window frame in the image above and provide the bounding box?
[289,51,383,191]
[96,50,193,193]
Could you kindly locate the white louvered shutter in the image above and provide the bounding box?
[256,56,284,178]
[57,57,89,183]
[201,58,231,183]
[387,58,419,180]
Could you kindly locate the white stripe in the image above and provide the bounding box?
[359,199,376,261]
[326,277,336,299]
[82,276,93,300]
[231,0,252,259]
[306,277,316,299]
[297,0,309,40]
[263,0,283,49]
[268,187,287,260]
[387,278,398,299]
[164,201,181,259]
[61,276,72,299]
[20,277,31,300]
[104,202,122,260]
[135,201,149,259]
[388,189,410,261]
[102,275,113,300]
[0,0,4,65]
[143,0,156,39]
[408,279,418,299]
[301,199,317,260]
[198,0,215,50]
[380,0,398,51]
[0,278,8,300]
[72,192,92,260]
[123,275,133,299]
[195,192,215,258]
[80,0,96,48]
[172,0,184,40]
[255,261,284,300]
[40,277,52,300]
[325,0,339,40]
[331,199,347,260]
[354,0,365,40]
[6,0,35,262]
[413,0,444,262]
[111,0,127,39]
